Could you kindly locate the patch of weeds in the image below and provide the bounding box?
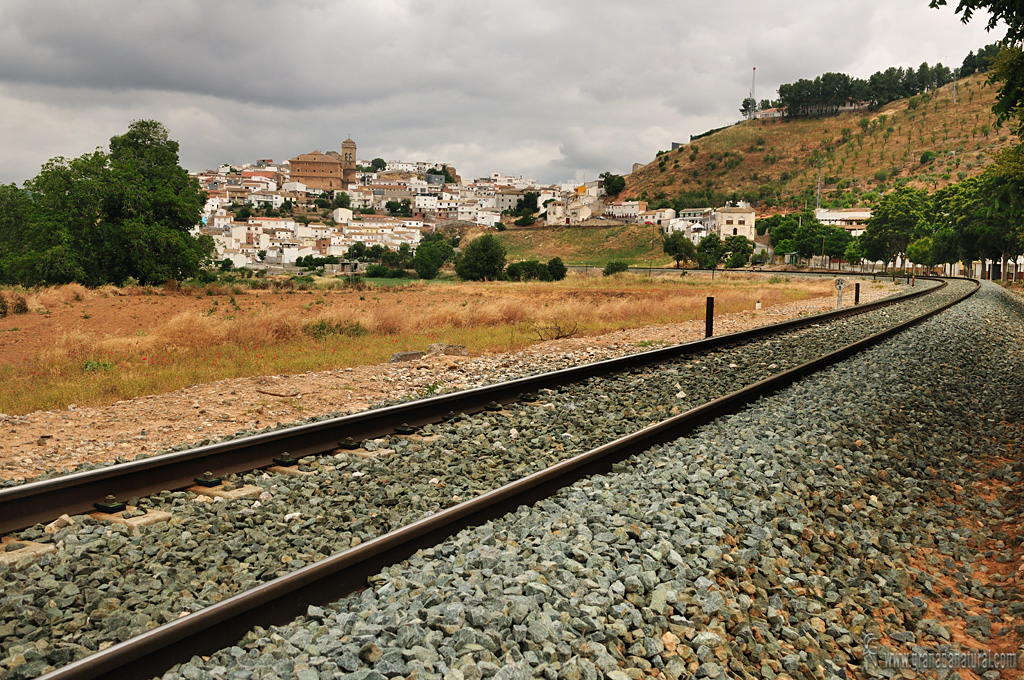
[303,319,368,340]
[83,360,115,372]
[421,381,444,397]
[11,294,28,315]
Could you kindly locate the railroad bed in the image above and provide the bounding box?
[0,277,993,679]
[147,281,1022,680]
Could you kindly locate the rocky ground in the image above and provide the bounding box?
[146,281,1023,680]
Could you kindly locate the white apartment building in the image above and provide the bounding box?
[605,200,648,220]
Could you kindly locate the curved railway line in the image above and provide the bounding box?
[0,273,979,680]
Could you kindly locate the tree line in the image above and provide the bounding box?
[844,0,1024,278]
[745,43,1000,119]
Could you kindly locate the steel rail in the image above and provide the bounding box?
[0,274,945,535]
[38,276,979,680]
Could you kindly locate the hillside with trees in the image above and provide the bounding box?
[624,72,1018,213]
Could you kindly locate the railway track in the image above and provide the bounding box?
[0,274,976,680]
[0,270,931,535]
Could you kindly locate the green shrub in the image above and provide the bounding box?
[506,260,552,282]
[602,261,629,276]
[364,264,390,278]
[547,257,567,281]
[920,150,937,164]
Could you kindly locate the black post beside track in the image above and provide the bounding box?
[0,273,943,536]
[0,273,942,535]
[38,277,979,680]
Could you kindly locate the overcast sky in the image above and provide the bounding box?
[0,1,1002,186]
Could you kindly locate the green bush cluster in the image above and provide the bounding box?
[602,261,629,276]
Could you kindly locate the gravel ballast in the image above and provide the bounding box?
[0,278,997,679]
[152,281,1022,679]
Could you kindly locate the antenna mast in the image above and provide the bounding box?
[751,67,757,117]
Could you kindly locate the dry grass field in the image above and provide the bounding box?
[0,273,838,415]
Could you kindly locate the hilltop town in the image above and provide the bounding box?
[196,139,796,269]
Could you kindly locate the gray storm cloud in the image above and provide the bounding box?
[0,0,999,185]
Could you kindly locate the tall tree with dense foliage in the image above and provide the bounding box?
[861,186,928,269]
[663,231,697,268]
[696,234,725,269]
[0,120,211,285]
[599,172,626,197]
[455,234,506,281]
[722,235,754,268]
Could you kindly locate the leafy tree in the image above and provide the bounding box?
[862,186,927,269]
[413,240,450,279]
[722,235,754,268]
[397,242,414,268]
[370,158,387,172]
[824,227,853,262]
[0,120,213,286]
[455,234,506,281]
[381,248,402,268]
[767,215,799,247]
[844,238,866,267]
[696,234,725,269]
[346,241,367,260]
[599,172,626,197]
[792,216,830,260]
[386,199,413,217]
[740,97,757,118]
[257,249,267,262]
[547,257,568,281]
[505,260,552,282]
[906,236,935,268]
[332,192,351,210]
[366,244,388,262]
[663,231,697,268]
[512,192,539,217]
